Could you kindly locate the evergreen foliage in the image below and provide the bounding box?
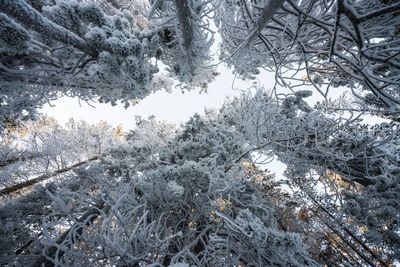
[1,0,399,266]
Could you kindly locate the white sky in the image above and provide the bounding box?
[40,65,272,130]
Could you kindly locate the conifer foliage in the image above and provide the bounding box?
[1,0,400,266]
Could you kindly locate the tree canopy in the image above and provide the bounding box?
[1,0,398,128]
[1,0,399,266]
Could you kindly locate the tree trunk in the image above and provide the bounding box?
[0,156,100,196]
[174,0,194,50]
[240,0,286,48]
[0,152,42,169]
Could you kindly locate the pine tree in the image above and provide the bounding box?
[215,0,400,113]
[3,113,318,266]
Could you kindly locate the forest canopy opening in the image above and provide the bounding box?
[0,0,399,266]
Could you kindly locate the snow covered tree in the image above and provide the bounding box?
[220,90,399,265]
[3,0,398,131]
[0,0,217,130]
[0,117,123,265]
[2,113,318,266]
[1,1,399,265]
[2,92,399,266]
[0,117,121,196]
[148,0,217,88]
[216,0,400,113]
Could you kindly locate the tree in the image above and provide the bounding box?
[0,0,150,129]
[0,161,107,266]
[219,89,399,264]
[0,0,217,131]
[1,0,400,265]
[215,0,400,113]
[1,92,399,266]
[149,0,217,88]
[1,113,318,266]
[3,0,398,127]
[0,117,121,195]
[0,117,122,265]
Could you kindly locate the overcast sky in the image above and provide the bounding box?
[40,64,273,129]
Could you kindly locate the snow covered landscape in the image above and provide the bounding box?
[0,0,399,266]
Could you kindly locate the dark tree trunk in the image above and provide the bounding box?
[0,156,99,196]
